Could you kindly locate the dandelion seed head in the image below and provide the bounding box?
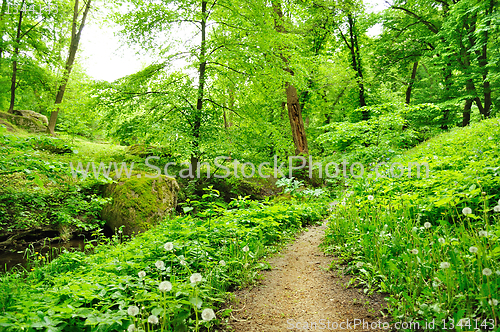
[201,308,216,321]
[180,260,187,266]
[494,205,500,212]
[148,315,159,324]
[412,227,418,232]
[219,260,226,266]
[127,324,136,332]
[483,268,493,276]
[367,195,374,201]
[159,281,172,292]
[438,238,445,244]
[411,249,419,255]
[164,242,174,251]
[488,299,499,306]
[424,222,432,229]
[479,230,488,237]
[155,260,166,271]
[242,245,249,252]
[190,273,203,283]
[462,207,472,216]
[127,305,139,316]
[466,247,478,254]
[356,262,364,268]
[138,271,146,278]
[440,262,450,269]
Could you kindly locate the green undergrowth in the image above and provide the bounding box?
[323,118,500,329]
[0,200,326,331]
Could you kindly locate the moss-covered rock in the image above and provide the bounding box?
[0,111,46,133]
[101,174,180,235]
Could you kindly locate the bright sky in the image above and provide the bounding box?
[79,1,389,82]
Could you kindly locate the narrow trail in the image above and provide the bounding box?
[224,222,388,331]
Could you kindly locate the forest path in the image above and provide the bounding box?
[224,221,388,332]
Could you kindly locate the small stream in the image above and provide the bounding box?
[0,238,87,273]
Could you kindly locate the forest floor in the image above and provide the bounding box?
[223,221,389,332]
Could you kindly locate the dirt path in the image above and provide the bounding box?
[224,222,388,331]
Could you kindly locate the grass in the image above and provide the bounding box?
[323,118,500,329]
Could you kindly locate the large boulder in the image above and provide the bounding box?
[13,110,49,127]
[101,173,180,235]
[0,111,46,133]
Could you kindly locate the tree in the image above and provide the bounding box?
[47,0,91,135]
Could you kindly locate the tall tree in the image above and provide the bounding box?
[47,0,91,135]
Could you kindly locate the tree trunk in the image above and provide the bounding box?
[273,1,309,156]
[8,2,23,114]
[477,0,494,118]
[347,14,367,118]
[462,99,472,127]
[47,0,91,136]
[189,0,208,177]
[405,62,418,104]
[0,0,8,63]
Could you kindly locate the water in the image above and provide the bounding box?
[0,238,87,273]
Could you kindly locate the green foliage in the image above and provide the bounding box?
[0,201,327,331]
[323,118,500,325]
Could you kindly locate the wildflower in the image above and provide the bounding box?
[159,281,172,292]
[180,260,187,266]
[164,242,174,251]
[496,270,500,276]
[469,246,478,253]
[128,324,136,332]
[489,299,499,306]
[190,273,203,283]
[440,262,450,269]
[479,230,488,237]
[367,195,374,201]
[242,245,249,252]
[411,249,418,255]
[424,222,432,229]
[494,205,500,212]
[462,207,472,216]
[127,305,140,316]
[138,271,146,278]
[219,260,226,266]
[356,262,364,268]
[341,200,346,206]
[412,227,418,232]
[148,315,159,324]
[438,238,445,244]
[155,260,166,271]
[483,268,493,276]
[346,192,351,198]
[201,308,216,321]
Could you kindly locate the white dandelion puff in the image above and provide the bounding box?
[488,299,499,306]
[438,238,445,244]
[159,281,172,292]
[201,308,216,321]
[424,222,432,229]
[440,262,450,269]
[164,242,174,251]
[219,260,226,266]
[483,268,493,276]
[148,315,159,324]
[242,245,249,252]
[138,271,146,278]
[479,230,488,237]
[469,246,478,253]
[411,249,419,255]
[367,195,374,201]
[494,205,500,212]
[190,273,203,283]
[462,207,472,216]
[127,324,136,332]
[127,305,139,316]
[155,260,166,271]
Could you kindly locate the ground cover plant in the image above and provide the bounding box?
[323,118,500,329]
[0,200,326,331]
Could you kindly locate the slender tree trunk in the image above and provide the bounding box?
[8,2,23,114]
[477,0,494,118]
[189,0,207,177]
[462,99,472,127]
[47,0,91,135]
[273,1,308,156]
[405,62,418,104]
[347,14,367,118]
[0,0,8,63]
